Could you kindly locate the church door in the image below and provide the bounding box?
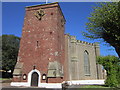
[31,72,39,86]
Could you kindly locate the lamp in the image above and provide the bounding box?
[42,74,46,80]
[23,74,27,80]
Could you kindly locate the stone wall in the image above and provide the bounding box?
[65,34,104,80]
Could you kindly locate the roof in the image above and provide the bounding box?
[26,2,58,8]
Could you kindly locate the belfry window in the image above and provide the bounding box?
[84,50,90,76]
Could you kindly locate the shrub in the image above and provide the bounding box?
[97,55,120,87]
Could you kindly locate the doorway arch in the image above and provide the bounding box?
[28,69,41,87]
[31,72,39,86]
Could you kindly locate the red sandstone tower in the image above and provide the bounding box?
[12,2,66,87]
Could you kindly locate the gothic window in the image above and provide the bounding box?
[84,50,90,76]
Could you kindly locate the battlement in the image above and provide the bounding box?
[65,34,99,46]
[76,40,94,46]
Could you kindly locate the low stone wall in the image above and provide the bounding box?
[66,80,105,85]
[11,80,105,88]
[11,82,62,88]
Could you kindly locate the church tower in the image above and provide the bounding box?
[12,2,66,86]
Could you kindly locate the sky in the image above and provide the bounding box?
[2,2,118,57]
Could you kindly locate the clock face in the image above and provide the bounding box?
[35,9,45,20]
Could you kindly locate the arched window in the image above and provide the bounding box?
[84,50,90,75]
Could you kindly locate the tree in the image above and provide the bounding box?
[97,55,120,87]
[1,35,20,73]
[83,2,120,57]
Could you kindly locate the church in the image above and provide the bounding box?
[11,2,105,87]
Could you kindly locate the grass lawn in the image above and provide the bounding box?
[81,85,110,88]
[0,78,11,80]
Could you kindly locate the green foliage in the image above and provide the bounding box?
[116,62,120,86]
[97,56,120,87]
[83,2,120,57]
[0,35,20,73]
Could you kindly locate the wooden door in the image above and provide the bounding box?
[31,72,39,86]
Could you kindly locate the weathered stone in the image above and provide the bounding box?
[65,35,104,80]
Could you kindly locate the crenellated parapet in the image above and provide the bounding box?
[76,40,95,46]
[65,34,99,46]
